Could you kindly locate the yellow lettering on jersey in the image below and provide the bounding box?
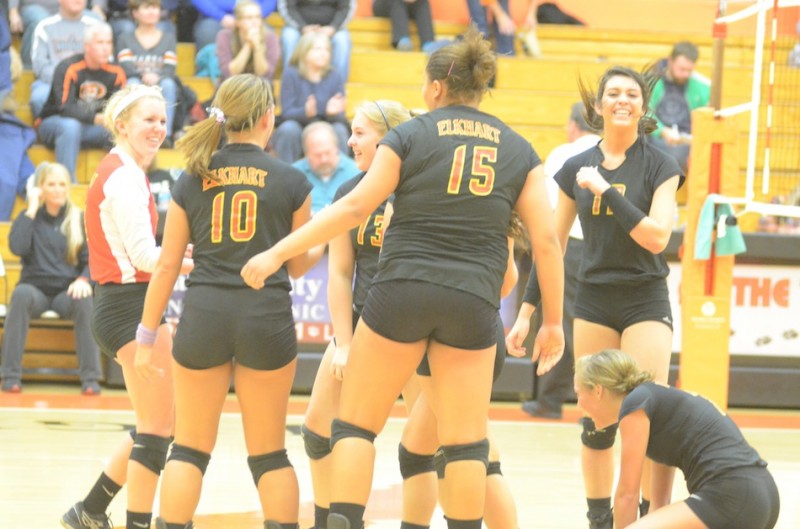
[203,167,267,190]
[371,214,385,247]
[436,119,500,144]
[592,183,626,215]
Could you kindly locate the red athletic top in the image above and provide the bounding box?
[85,148,159,285]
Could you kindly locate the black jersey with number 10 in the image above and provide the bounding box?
[171,143,312,290]
[376,105,540,308]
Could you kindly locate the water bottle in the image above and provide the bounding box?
[157,180,171,212]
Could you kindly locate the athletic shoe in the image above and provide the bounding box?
[587,509,613,529]
[81,381,101,396]
[1,380,21,393]
[521,400,562,419]
[396,37,413,51]
[60,501,111,529]
[422,39,451,54]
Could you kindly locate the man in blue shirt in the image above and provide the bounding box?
[292,121,359,214]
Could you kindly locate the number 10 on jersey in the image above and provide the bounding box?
[211,190,257,243]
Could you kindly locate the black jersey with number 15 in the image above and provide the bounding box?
[376,105,540,308]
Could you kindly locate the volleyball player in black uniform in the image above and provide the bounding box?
[241,29,564,529]
[405,221,522,529]
[509,66,683,529]
[301,99,414,529]
[135,74,322,529]
[575,349,780,529]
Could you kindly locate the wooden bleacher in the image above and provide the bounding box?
[2,16,787,382]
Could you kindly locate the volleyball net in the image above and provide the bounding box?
[712,0,800,227]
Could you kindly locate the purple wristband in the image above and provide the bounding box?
[136,323,157,346]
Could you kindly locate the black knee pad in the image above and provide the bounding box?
[247,449,292,486]
[580,417,618,450]
[487,461,502,476]
[398,443,435,480]
[130,433,171,475]
[264,521,297,529]
[433,447,446,480]
[440,439,490,475]
[301,424,331,460]
[129,427,137,441]
[330,418,376,449]
[168,444,211,475]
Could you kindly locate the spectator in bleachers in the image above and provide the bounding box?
[116,0,179,146]
[649,41,710,174]
[0,3,11,110]
[29,0,101,119]
[278,0,355,81]
[272,31,348,163]
[372,0,448,53]
[0,16,34,221]
[292,121,359,214]
[515,102,598,420]
[8,0,104,68]
[104,0,177,46]
[466,0,515,56]
[37,23,125,182]
[0,162,102,395]
[216,0,280,83]
[192,0,276,52]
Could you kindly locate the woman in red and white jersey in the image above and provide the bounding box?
[61,84,192,529]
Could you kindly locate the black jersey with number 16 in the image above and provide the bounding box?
[376,105,540,308]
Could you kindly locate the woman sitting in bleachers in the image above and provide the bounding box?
[116,0,180,147]
[0,162,102,395]
[215,0,280,83]
[192,0,277,52]
[271,31,349,163]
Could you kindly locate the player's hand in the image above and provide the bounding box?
[576,166,610,196]
[330,345,349,381]
[135,344,164,383]
[532,322,564,376]
[241,250,283,289]
[506,315,532,358]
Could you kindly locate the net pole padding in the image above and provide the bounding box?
[680,108,740,409]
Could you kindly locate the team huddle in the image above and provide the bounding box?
[57,28,778,529]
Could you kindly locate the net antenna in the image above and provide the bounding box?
[713,0,800,222]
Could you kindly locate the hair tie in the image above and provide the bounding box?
[207,106,226,125]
